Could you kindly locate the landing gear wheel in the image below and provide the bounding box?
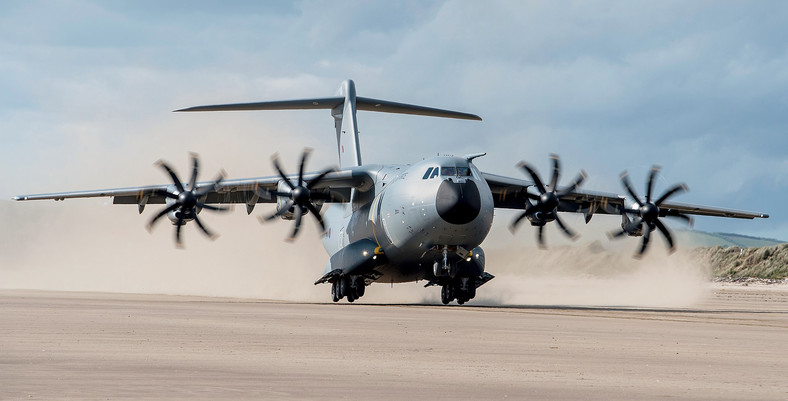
[357,279,366,297]
[441,285,450,305]
[331,281,339,302]
[338,276,347,299]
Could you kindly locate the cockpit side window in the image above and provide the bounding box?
[456,167,471,176]
[422,167,434,179]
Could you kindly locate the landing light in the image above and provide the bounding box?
[362,250,369,256]
[466,257,472,262]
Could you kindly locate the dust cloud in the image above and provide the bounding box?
[472,212,712,308]
[1,199,712,307]
[1,108,339,303]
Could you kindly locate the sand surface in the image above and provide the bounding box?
[1,286,787,400]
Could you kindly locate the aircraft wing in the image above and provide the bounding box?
[481,172,769,220]
[14,168,374,212]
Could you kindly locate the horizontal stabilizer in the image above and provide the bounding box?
[175,96,481,121]
[355,97,481,120]
[174,97,345,112]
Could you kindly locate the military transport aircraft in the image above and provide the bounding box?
[15,80,769,305]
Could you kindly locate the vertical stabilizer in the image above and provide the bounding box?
[332,80,362,168]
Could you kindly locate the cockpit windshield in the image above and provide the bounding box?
[440,166,472,177]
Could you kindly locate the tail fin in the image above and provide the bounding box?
[333,80,361,168]
[176,79,481,169]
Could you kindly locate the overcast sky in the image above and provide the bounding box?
[1,0,786,267]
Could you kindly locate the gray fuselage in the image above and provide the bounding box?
[320,156,494,283]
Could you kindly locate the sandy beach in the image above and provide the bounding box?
[1,286,786,400]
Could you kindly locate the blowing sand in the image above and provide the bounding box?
[1,286,786,401]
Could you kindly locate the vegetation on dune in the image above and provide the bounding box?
[691,243,788,280]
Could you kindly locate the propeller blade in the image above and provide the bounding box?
[298,148,312,187]
[549,153,561,191]
[307,167,337,190]
[636,224,652,258]
[620,172,643,207]
[508,211,529,233]
[193,214,217,240]
[554,215,578,240]
[518,162,547,194]
[195,170,227,197]
[156,161,185,193]
[196,202,229,212]
[654,183,689,206]
[188,153,199,191]
[536,225,546,249]
[271,153,295,190]
[654,219,675,253]
[147,203,180,232]
[305,202,326,233]
[557,170,587,197]
[288,205,304,241]
[151,189,179,199]
[175,214,185,248]
[665,212,694,227]
[646,166,660,203]
[261,200,293,222]
[607,229,629,239]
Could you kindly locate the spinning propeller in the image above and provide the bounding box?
[147,153,228,247]
[261,148,337,241]
[509,154,587,248]
[608,166,693,257]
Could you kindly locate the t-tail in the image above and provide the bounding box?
[176,79,482,169]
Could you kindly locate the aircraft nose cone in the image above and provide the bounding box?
[436,179,481,225]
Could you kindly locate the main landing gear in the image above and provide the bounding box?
[331,275,366,303]
[440,277,477,305]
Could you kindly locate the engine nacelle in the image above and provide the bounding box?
[620,213,643,237]
[526,210,555,226]
[164,195,197,225]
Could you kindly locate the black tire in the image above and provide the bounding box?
[338,277,346,298]
[357,280,366,297]
[441,285,450,305]
[468,280,476,299]
[331,281,339,302]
